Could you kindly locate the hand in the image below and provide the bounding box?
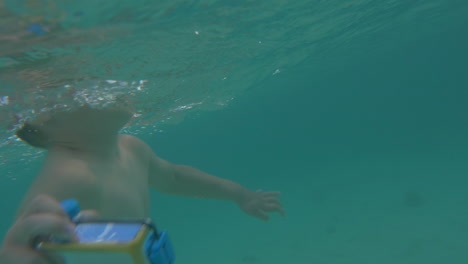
[237,190,285,221]
[0,195,77,264]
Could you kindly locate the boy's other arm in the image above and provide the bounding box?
[148,153,249,203]
[144,145,285,221]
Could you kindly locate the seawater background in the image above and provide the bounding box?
[1,0,468,263]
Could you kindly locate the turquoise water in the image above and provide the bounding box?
[1,0,468,263]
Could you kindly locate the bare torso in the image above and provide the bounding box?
[18,135,151,218]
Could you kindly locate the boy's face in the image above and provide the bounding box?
[18,105,134,148]
[47,105,133,131]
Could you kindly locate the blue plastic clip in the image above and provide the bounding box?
[145,231,175,264]
[60,199,81,220]
[27,23,47,36]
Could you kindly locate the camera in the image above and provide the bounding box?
[35,200,175,264]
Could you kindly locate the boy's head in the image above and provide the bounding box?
[15,104,134,149]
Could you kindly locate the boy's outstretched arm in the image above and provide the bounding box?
[147,149,285,221]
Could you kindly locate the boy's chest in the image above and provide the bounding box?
[88,154,150,218]
[43,153,150,218]
[96,162,149,218]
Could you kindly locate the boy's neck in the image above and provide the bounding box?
[49,132,121,158]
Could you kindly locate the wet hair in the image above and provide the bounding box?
[15,122,49,149]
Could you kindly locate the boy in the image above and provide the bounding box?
[1,104,284,263]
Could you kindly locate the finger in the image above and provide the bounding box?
[252,210,269,222]
[8,213,76,246]
[75,210,100,221]
[264,197,282,204]
[21,195,68,219]
[262,203,286,216]
[263,191,281,198]
[256,190,280,195]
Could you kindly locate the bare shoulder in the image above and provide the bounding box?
[118,134,153,158]
[117,134,169,169]
[119,134,149,149]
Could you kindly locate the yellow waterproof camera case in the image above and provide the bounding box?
[35,200,175,264]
